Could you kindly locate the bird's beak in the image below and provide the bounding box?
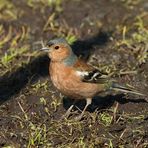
[40,47,49,52]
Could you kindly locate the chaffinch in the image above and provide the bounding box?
[41,38,144,120]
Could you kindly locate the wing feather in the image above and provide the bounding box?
[73,59,109,84]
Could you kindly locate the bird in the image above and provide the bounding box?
[41,38,144,120]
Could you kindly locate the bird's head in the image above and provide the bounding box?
[41,38,77,66]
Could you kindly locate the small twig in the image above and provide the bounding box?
[116,115,122,123]
[119,71,137,75]
[112,102,119,123]
[17,101,28,120]
[119,128,127,139]
[135,137,143,148]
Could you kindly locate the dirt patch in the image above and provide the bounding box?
[0,0,148,147]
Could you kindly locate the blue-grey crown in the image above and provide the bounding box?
[47,38,68,46]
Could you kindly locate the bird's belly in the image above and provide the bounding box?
[50,73,81,98]
[51,73,99,98]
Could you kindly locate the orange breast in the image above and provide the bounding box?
[49,62,104,99]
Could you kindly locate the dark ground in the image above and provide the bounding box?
[0,0,148,147]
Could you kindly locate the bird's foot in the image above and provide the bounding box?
[61,105,74,120]
[74,112,84,121]
[74,115,83,121]
[74,98,92,121]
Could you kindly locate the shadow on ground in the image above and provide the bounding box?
[63,94,147,113]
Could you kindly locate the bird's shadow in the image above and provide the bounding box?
[0,54,49,104]
[72,31,109,60]
[63,94,147,113]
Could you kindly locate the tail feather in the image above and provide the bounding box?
[110,82,144,96]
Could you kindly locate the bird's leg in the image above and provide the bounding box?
[61,100,77,119]
[75,98,92,121]
[62,104,74,119]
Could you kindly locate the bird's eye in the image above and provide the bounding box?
[55,46,59,50]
